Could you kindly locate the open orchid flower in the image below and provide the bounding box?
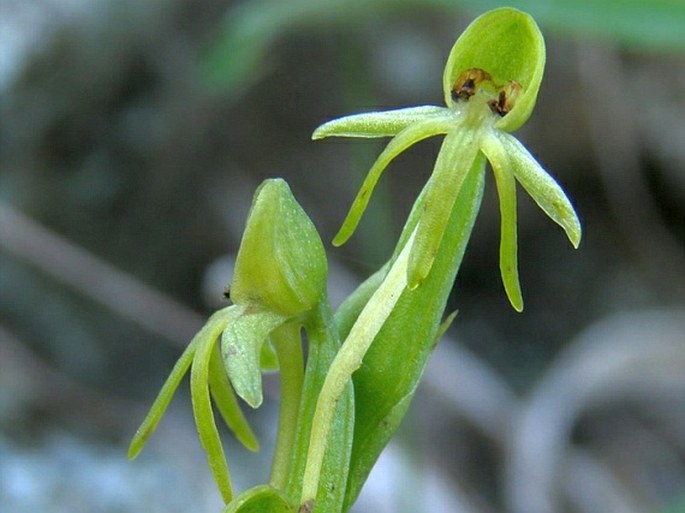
[314,7,581,311]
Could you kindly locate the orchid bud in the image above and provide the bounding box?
[230,178,327,317]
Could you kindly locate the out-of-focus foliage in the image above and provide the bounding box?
[203,0,685,93]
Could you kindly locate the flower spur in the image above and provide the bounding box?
[314,7,581,311]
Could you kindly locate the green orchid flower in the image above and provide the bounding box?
[128,179,328,505]
[313,7,581,311]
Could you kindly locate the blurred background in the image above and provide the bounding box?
[1,0,684,512]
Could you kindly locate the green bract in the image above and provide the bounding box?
[314,6,580,311]
[337,159,485,509]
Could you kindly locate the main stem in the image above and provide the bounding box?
[299,228,417,504]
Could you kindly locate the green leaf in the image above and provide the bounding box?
[332,115,453,246]
[495,131,582,248]
[128,307,233,460]
[505,0,685,53]
[442,7,545,132]
[222,485,296,513]
[231,178,327,317]
[312,106,448,139]
[334,264,388,340]
[208,342,260,452]
[221,309,288,409]
[202,0,685,97]
[343,155,486,509]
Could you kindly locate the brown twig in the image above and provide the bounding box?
[0,201,204,347]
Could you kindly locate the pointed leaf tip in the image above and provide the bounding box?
[511,295,524,313]
[567,222,582,249]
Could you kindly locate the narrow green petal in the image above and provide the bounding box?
[312,105,448,139]
[481,135,523,311]
[496,131,582,248]
[221,310,288,408]
[408,129,481,289]
[190,309,241,504]
[333,116,454,246]
[208,342,260,452]
[127,307,233,459]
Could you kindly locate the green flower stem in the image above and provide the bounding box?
[299,227,417,504]
[283,299,354,513]
[341,157,485,508]
[269,321,305,490]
